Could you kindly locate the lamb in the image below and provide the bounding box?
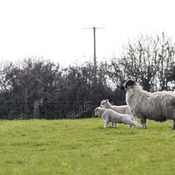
[121,79,175,129]
[100,99,135,127]
[94,107,140,128]
[100,99,132,115]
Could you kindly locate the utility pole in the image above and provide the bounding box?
[83,25,104,85]
[93,27,96,78]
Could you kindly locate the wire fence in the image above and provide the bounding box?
[0,100,99,120]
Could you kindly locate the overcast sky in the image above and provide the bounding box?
[0,0,175,67]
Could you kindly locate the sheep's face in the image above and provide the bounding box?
[94,107,101,117]
[121,79,136,91]
[100,99,108,108]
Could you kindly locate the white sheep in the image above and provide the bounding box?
[121,79,175,129]
[94,107,140,128]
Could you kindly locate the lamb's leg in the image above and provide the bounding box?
[104,119,109,128]
[112,122,116,128]
[141,118,147,129]
[129,120,140,127]
[129,116,135,127]
[113,123,118,128]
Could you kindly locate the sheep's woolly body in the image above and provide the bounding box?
[126,83,175,123]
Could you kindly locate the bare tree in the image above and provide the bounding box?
[112,33,175,91]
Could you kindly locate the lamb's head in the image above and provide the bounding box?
[121,79,136,91]
[94,107,104,117]
[100,99,109,108]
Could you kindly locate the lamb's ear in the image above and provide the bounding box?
[106,99,109,102]
[94,107,98,111]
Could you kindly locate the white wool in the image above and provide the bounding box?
[125,82,175,129]
[94,107,140,128]
[100,99,131,115]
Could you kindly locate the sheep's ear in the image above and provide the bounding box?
[121,79,136,91]
[106,99,109,102]
[124,79,136,88]
[120,84,125,90]
[127,80,136,86]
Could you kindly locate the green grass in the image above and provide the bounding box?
[0,118,175,175]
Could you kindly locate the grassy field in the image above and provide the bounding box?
[0,118,175,175]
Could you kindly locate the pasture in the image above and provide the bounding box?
[0,118,175,175]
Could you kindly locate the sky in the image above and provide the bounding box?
[0,0,175,67]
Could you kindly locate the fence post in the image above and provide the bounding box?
[33,100,40,118]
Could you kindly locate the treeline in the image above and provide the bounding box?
[1,33,175,119]
[0,59,122,119]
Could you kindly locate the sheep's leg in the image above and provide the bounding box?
[141,118,147,129]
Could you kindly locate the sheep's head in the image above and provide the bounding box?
[121,79,136,91]
[100,99,109,108]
